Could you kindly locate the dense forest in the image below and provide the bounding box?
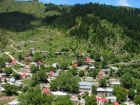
[44,3,140,53]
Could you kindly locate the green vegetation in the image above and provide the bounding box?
[0,1,140,104]
[50,72,79,93]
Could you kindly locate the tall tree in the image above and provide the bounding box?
[113,86,127,103]
[120,72,133,89]
[85,94,97,105]
[50,72,79,93]
[5,67,13,76]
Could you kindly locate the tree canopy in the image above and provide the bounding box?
[50,72,79,93]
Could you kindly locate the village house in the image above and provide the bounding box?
[0,87,5,94]
[8,99,20,105]
[51,91,67,96]
[109,78,120,87]
[79,82,92,95]
[106,96,117,103]
[52,63,59,68]
[97,87,106,97]
[89,65,95,70]
[96,96,108,105]
[43,88,50,95]
[20,73,32,79]
[0,73,6,82]
[30,48,35,53]
[97,69,110,79]
[70,95,79,102]
[97,72,103,79]
[77,65,88,71]
[5,59,17,67]
[100,69,110,77]
[105,87,113,96]
[15,81,23,87]
[85,77,94,82]
[24,65,31,73]
[85,56,91,65]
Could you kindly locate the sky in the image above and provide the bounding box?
[39,0,140,8]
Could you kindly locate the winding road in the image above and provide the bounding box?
[4,52,25,67]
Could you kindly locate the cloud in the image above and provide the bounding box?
[117,0,130,6]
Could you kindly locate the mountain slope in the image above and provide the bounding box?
[0,1,140,61]
[44,3,140,55]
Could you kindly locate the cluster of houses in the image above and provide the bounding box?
[1,47,123,105]
[0,72,23,95]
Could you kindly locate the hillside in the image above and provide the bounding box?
[0,0,140,62]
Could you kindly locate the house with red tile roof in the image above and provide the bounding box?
[37,60,42,65]
[20,73,31,79]
[73,63,78,67]
[9,59,17,66]
[98,72,103,79]
[85,56,91,65]
[43,88,50,95]
[114,102,119,105]
[48,71,55,76]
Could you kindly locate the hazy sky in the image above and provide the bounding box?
[39,0,140,8]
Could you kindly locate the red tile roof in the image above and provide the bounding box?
[37,61,42,65]
[74,64,78,67]
[21,73,28,77]
[43,88,50,94]
[10,59,17,64]
[96,96,102,101]
[48,71,55,75]
[101,98,108,103]
[114,102,119,105]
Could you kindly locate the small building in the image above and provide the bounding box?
[9,78,15,83]
[85,77,94,82]
[105,87,113,96]
[9,59,17,66]
[73,63,78,67]
[20,73,30,79]
[43,88,50,95]
[71,96,79,102]
[30,48,35,53]
[0,87,5,93]
[85,56,91,65]
[8,99,20,105]
[37,60,42,65]
[51,91,67,96]
[48,71,55,76]
[107,96,117,102]
[24,56,32,61]
[109,78,120,87]
[15,81,23,86]
[97,88,105,97]
[114,101,119,105]
[24,65,30,72]
[97,72,103,79]
[0,73,6,78]
[52,63,59,68]
[100,69,110,77]
[89,66,95,70]
[79,82,92,95]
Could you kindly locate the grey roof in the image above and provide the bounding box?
[79,82,92,86]
[105,88,113,92]
[9,78,15,83]
[0,73,6,76]
[97,88,105,91]
[80,86,92,89]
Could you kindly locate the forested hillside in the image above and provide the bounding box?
[0,0,140,60]
[44,3,140,54]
